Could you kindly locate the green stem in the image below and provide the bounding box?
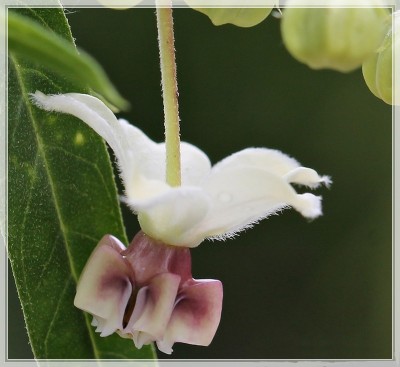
[156,4,181,187]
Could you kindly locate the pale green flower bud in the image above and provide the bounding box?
[96,0,275,27]
[281,1,390,72]
[185,3,273,27]
[362,11,398,105]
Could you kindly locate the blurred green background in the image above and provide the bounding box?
[8,7,392,360]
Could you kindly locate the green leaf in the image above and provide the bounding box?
[8,7,156,359]
[8,9,129,111]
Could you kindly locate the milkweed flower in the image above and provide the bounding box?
[32,91,330,353]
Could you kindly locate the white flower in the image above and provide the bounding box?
[32,91,330,248]
[32,91,330,354]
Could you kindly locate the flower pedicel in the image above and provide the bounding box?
[32,91,330,353]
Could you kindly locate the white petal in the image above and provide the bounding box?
[136,187,211,247]
[211,148,301,176]
[116,118,164,185]
[31,92,130,164]
[31,92,212,204]
[30,93,153,199]
[117,119,211,188]
[118,118,211,201]
[284,167,331,188]
[116,129,212,187]
[193,166,324,240]
[132,148,327,246]
[180,142,212,186]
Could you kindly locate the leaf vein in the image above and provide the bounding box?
[32,233,60,293]
[68,230,100,243]
[23,68,61,90]
[10,96,25,144]
[44,144,114,202]
[43,275,72,355]
[19,150,41,306]
[24,8,53,31]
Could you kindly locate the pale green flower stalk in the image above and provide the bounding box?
[156,4,181,186]
[100,1,183,184]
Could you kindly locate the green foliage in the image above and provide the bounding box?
[8,10,129,111]
[8,7,155,359]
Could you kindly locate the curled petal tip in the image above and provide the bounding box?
[30,90,54,111]
[294,193,322,219]
[320,175,332,188]
[285,167,331,189]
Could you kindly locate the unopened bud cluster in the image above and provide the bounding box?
[281,1,390,72]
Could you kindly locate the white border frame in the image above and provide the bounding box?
[1,0,398,366]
